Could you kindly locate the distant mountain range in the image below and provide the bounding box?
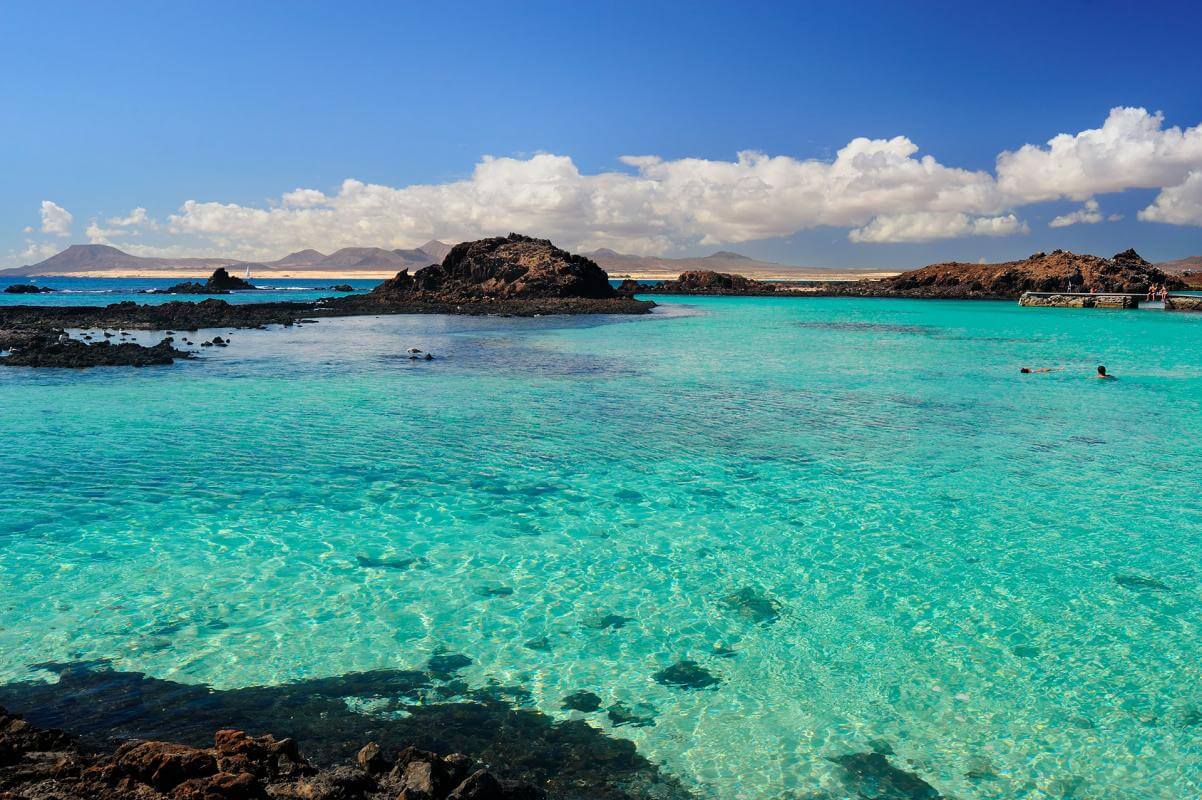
[3,240,837,279]
[582,248,804,277]
[1157,255,1202,273]
[1,241,455,277]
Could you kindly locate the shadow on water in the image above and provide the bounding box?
[0,660,692,800]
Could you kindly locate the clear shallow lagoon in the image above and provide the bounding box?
[0,275,378,305]
[2,288,1201,799]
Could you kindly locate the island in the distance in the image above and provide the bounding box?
[624,247,1188,301]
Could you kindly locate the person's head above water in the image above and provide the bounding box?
[1020,367,1031,373]
[1097,365,1112,378]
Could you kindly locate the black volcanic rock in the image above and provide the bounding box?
[321,234,654,316]
[839,248,1183,299]
[645,270,776,295]
[0,334,192,368]
[0,707,544,800]
[372,234,616,301]
[3,284,53,294]
[0,299,304,335]
[152,268,259,295]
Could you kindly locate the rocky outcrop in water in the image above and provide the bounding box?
[639,271,777,295]
[327,234,654,316]
[0,237,653,366]
[0,333,192,368]
[0,299,303,334]
[0,707,542,800]
[374,234,615,300]
[149,268,259,295]
[842,249,1182,299]
[3,284,53,294]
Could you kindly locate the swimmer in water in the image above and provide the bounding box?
[1020,367,1058,374]
[1096,365,1115,379]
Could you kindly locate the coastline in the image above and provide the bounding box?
[9,268,903,282]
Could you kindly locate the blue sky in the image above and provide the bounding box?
[3,0,1202,267]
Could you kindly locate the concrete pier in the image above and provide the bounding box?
[1019,292,1139,309]
[1019,292,1202,311]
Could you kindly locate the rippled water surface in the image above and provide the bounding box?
[0,275,377,305]
[2,290,1201,799]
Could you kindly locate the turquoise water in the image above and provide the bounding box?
[2,291,1201,798]
[0,275,378,305]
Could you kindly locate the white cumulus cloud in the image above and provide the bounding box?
[40,201,73,236]
[1049,199,1104,228]
[850,212,1027,243]
[106,207,152,227]
[1139,170,1202,225]
[19,106,1202,261]
[997,107,1202,203]
[166,140,1011,256]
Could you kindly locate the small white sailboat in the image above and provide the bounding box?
[244,264,252,280]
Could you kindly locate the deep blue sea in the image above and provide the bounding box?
[2,278,1201,798]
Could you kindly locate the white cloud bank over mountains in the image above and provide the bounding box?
[16,107,1202,262]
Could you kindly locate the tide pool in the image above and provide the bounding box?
[2,293,1201,799]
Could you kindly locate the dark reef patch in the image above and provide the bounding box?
[356,554,423,571]
[721,586,784,625]
[828,750,944,799]
[561,691,602,713]
[652,661,720,690]
[1113,574,1171,592]
[606,703,656,729]
[0,662,692,800]
[426,653,473,679]
[584,613,633,631]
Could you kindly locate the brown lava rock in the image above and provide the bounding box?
[0,707,541,800]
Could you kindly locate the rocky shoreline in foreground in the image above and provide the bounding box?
[0,706,541,800]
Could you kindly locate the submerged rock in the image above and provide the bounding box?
[1114,574,1171,592]
[721,586,784,624]
[561,691,602,713]
[427,653,473,680]
[828,750,944,799]
[356,554,421,571]
[652,660,720,690]
[583,613,632,631]
[605,703,656,728]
